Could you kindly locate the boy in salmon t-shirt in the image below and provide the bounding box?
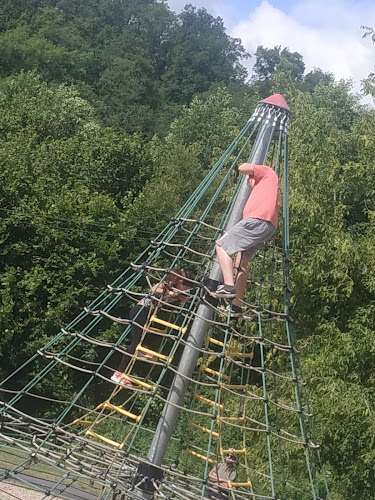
[211,163,281,316]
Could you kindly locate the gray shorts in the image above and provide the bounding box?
[216,218,275,258]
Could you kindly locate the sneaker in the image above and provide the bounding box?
[219,304,243,318]
[111,371,133,387]
[138,351,156,360]
[121,377,133,387]
[111,371,123,383]
[138,346,156,360]
[210,284,237,299]
[140,352,156,360]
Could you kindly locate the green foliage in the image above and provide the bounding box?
[0,4,374,497]
[0,0,249,136]
[361,26,375,98]
[252,45,334,99]
[253,46,305,83]
[286,81,375,497]
[161,5,248,104]
[0,8,94,83]
[123,88,243,246]
[252,45,305,97]
[0,72,148,382]
[302,318,375,498]
[301,68,335,94]
[166,87,242,166]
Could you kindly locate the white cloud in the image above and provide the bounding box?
[232,1,375,95]
[166,0,375,97]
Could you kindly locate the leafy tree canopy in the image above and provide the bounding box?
[0,71,149,382]
[0,0,249,135]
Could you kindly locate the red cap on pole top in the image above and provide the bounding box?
[261,94,290,111]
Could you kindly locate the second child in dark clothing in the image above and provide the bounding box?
[111,268,193,387]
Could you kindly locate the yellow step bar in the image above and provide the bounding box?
[136,344,173,363]
[228,352,254,359]
[194,394,225,411]
[200,365,231,382]
[186,448,217,465]
[150,315,187,335]
[207,338,251,357]
[72,419,92,425]
[147,326,167,334]
[110,372,155,390]
[129,377,155,390]
[222,384,249,391]
[228,481,253,488]
[189,421,219,438]
[220,416,246,422]
[85,430,123,449]
[97,402,141,422]
[207,337,224,347]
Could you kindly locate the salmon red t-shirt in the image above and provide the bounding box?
[242,164,281,229]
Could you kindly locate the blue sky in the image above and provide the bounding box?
[166,0,375,100]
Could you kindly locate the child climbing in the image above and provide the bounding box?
[111,268,194,387]
[211,163,281,317]
[207,450,237,499]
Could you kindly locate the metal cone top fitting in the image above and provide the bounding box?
[261,94,290,112]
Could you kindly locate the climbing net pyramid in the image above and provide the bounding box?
[0,95,330,500]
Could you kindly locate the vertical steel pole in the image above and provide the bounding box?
[134,97,290,497]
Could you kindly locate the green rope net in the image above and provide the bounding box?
[0,96,330,500]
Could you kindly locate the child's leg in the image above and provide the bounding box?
[215,243,235,286]
[117,305,149,372]
[233,252,250,307]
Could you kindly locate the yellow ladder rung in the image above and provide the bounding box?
[147,327,167,334]
[207,337,224,347]
[221,448,247,455]
[228,481,252,488]
[227,352,254,359]
[186,449,217,465]
[136,344,173,363]
[194,394,225,411]
[114,372,155,390]
[220,416,246,422]
[200,365,231,382]
[97,402,141,422]
[129,377,155,390]
[189,422,219,438]
[222,384,249,390]
[150,315,187,335]
[85,430,123,449]
[72,419,92,425]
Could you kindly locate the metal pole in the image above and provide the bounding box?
[134,97,290,497]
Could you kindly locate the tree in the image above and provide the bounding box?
[161,5,248,104]
[361,26,375,99]
[253,46,304,81]
[0,8,95,82]
[252,45,306,97]
[0,0,251,136]
[0,72,149,386]
[301,68,334,93]
[287,80,375,498]
[123,87,242,246]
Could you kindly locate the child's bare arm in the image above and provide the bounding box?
[150,283,164,295]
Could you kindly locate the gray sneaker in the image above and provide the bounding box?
[210,284,237,299]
